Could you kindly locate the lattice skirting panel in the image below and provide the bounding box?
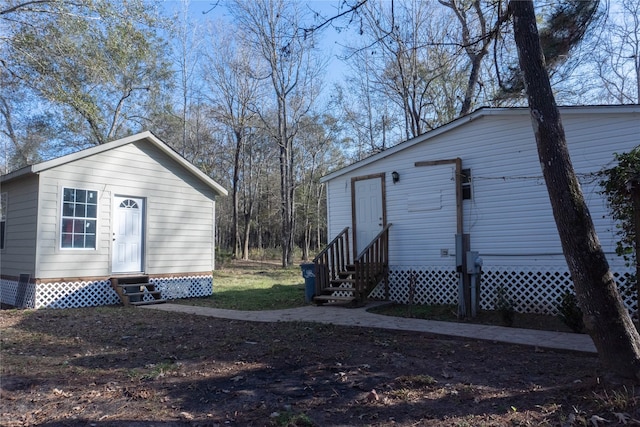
[481,266,636,316]
[368,266,636,316]
[369,268,459,305]
[1,278,37,308]
[1,275,213,309]
[149,275,212,300]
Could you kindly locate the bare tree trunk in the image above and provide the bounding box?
[242,209,252,260]
[288,139,296,267]
[440,0,503,117]
[279,136,295,267]
[302,222,310,261]
[511,0,640,380]
[232,131,242,259]
[316,184,324,251]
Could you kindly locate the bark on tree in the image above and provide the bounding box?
[232,129,242,259]
[510,0,640,379]
[632,182,640,317]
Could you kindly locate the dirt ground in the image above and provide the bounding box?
[1,306,639,427]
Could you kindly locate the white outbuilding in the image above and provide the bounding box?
[319,105,639,315]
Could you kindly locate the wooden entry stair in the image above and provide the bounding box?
[313,224,391,306]
[111,276,166,306]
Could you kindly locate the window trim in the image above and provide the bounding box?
[60,187,99,250]
[461,168,472,200]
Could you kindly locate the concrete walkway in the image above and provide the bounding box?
[140,303,597,354]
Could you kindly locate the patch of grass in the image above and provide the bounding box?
[169,261,574,335]
[388,375,439,401]
[271,411,314,427]
[395,374,438,387]
[388,388,413,400]
[591,386,639,412]
[142,361,178,380]
[172,260,307,310]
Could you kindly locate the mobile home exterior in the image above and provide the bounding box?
[0,132,227,309]
[321,105,639,315]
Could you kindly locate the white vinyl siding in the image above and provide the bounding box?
[325,108,640,271]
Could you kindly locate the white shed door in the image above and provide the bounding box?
[112,196,143,273]
[354,177,384,255]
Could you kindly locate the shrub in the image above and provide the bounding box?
[557,291,585,333]
[495,286,515,327]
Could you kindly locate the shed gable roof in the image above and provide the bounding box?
[320,105,640,183]
[1,131,228,196]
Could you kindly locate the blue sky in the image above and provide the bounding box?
[161,0,357,87]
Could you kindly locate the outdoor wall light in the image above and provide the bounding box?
[391,171,400,183]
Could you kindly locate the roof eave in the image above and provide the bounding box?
[320,104,640,183]
[320,108,486,183]
[0,131,228,197]
[0,165,36,184]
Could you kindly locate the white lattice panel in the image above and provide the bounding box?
[1,279,17,305]
[480,267,636,315]
[614,270,637,315]
[1,274,211,309]
[150,275,212,300]
[34,280,120,309]
[2,279,42,308]
[371,266,635,316]
[369,268,458,305]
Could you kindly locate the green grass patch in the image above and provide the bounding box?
[172,260,308,310]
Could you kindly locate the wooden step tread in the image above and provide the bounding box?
[322,286,357,293]
[130,299,167,306]
[331,278,355,284]
[313,295,356,302]
[112,277,150,285]
[118,283,156,288]
[122,291,161,297]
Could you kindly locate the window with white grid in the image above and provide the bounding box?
[61,188,98,249]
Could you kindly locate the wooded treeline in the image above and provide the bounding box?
[2,0,639,266]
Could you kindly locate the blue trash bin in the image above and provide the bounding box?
[300,263,316,303]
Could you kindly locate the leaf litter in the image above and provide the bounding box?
[1,306,639,426]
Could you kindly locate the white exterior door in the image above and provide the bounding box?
[353,177,384,255]
[112,196,143,273]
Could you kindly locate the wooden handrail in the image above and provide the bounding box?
[313,227,350,295]
[354,224,391,299]
[356,223,392,260]
[313,224,391,303]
